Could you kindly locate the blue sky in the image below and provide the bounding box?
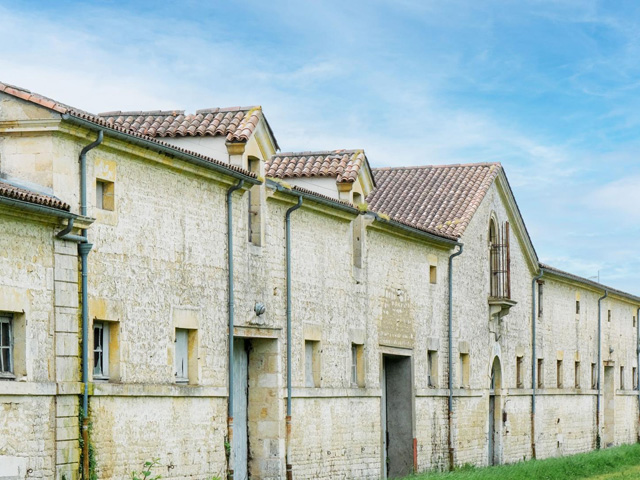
[1,0,638,293]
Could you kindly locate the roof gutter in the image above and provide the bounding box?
[542,266,640,304]
[267,179,359,215]
[0,196,76,219]
[61,113,261,186]
[366,211,460,247]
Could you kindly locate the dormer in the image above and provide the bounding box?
[98,106,279,168]
[265,149,375,204]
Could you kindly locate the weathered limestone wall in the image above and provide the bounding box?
[0,213,59,478]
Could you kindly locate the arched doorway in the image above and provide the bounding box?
[488,356,502,465]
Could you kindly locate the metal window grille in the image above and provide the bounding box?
[0,316,13,374]
[490,221,511,299]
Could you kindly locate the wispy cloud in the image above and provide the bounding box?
[0,0,638,293]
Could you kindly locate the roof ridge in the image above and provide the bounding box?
[373,162,501,171]
[98,110,185,117]
[274,149,364,158]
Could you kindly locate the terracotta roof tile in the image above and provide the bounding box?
[0,82,258,180]
[266,150,368,184]
[367,163,501,238]
[98,106,264,143]
[0,180,70,211]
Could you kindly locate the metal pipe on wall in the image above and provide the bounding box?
[596,289,608,449]
[447,244,463,470]
[530,269,544,459]
[285,195,303,480]
[77,131,102,480]
[226,179,244,480]
[637,306,640,441]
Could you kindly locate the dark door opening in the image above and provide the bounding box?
[383,355,414,478]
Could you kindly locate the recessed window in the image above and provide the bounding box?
[575,361,581,389]
[0,314,13,378]
[634,316,637,328]
[429,265,437,284]
[633,367,638,390]
[96,179,115,211]
[516,355,524,388]
[537,359,544,388]
[351,343,364,387]
[538,282,544,318]
[591,363,597,389]
[459,353,470,388]
[576,300,580,315]
[620,366,625,390]
[489,219,511,299]
[93,322,110,380]
[557,360,563,388]
[608,310,611,322]
[427,350,438,388]
[248,157,262,246]
[175,328,197,384]
[305,340,321,388]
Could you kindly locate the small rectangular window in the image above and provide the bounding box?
[427,350,438,388]
[537,359,544,388]
[0,315,13,377]
[634,316,637,328]
[96,179,115,211]
[633,367,638,390]
[557,360,563,388]
[576,300,580,315]
[175,329,189,383]
[516,355,523,388]
[305,340,320,387]
[538,282,544,318]
[575,361,581,389]
[93,322,110,379]
[460,353,470,388]
[591,363,597,389]
[429,265,437,284]
[351,343,364,387]
[608,310,611,322]
[620,366,625,390]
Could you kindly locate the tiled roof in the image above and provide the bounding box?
[97,107,263,143]
[266,150,368,184]
[0,180,70,211]
[367,163,501,238]
[0,82,258,180]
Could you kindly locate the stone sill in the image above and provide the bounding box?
[0,381,57,396]
[291,387,381,398]
[92,383,227,398]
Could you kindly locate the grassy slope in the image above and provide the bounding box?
[406,444,640,480]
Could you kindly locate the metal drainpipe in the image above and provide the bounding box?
[285,195,302,480]
[77,131,102,480]
[637,306,640,442]
[596,289,608,449]
[226,179,244,480]
[447,244,463,470]
[530,269,544,459]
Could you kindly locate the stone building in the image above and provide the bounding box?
[0,81,638,480]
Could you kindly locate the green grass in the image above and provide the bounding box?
[403,443,640,480]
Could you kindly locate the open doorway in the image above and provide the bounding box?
[488,356,502,466]
[232,337,281,480]
[382,354,414,478]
